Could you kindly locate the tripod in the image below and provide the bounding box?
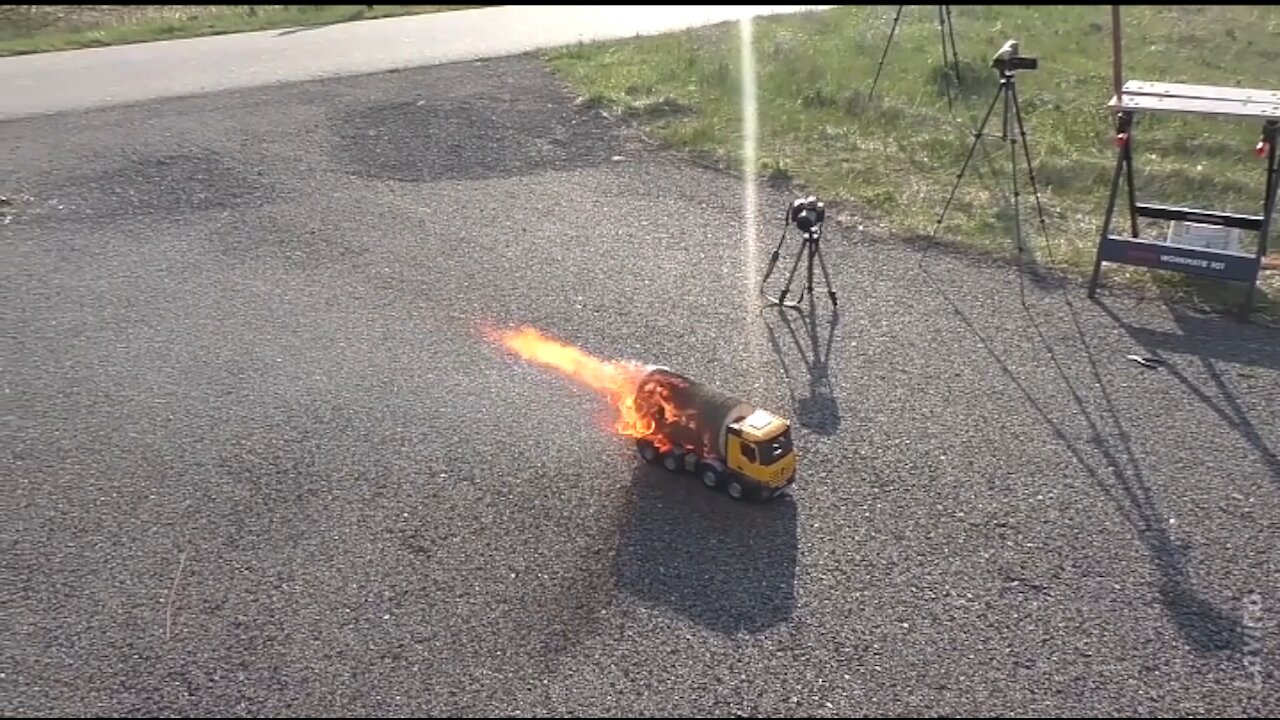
[760,199,838,311]
[868,5,963,113]
[932,61,1051,260]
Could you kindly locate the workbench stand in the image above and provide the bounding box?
[1087,81,1279,319]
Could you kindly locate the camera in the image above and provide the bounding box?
[991,39,1038,72]
[789,195,826,232]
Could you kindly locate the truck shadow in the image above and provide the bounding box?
[612,464,799,636]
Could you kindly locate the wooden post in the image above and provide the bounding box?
[1111,5,1123,104]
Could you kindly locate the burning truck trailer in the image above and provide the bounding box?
[632,367,797,501]
[484,324,797,502]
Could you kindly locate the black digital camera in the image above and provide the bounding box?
[789,195,825,232]
[991,39,1038,72]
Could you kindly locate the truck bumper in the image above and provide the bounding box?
[763,475,796,500]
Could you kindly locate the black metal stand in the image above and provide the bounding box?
[868,4,962,113]
[932,65,1051,259]
[760,207,837,311]
[1087,81,1277,321]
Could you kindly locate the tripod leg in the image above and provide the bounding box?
[933,81,1004,238]
[937,5,954,113]
[1009,81,1054,262]
[806,238,816,298]
[772,235,809,307]
[1004,81,1025,256]
[759,205,793,297]
[813,237,838,307]
[944,5,961,85]
[868,6,904,102]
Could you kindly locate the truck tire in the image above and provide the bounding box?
[725,479,747,501]
[699,465,722,490]
[698,459,725,490]
[662,450,682,473]
[636,439,659,464]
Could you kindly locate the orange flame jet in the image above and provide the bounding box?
[484,324,686,452]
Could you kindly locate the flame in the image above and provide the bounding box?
[484,324,673,448]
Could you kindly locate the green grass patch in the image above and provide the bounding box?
[0,5,487,56]
[545,5,1280,320]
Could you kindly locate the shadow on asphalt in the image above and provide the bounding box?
[1025,270,1247,657]
[612,463,798,636]
[1096,300,1280,491]
[915,250,1245,658]
[761,299,841,436]
[273,9,366,37]
[273,24,334,37]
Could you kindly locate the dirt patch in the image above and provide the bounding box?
[328,67,626,184]
[33,146,277,222]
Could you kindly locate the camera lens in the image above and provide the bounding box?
[790,196,824,232]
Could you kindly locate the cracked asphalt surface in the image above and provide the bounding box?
[4,55,1279,717]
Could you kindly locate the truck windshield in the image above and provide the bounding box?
[756,431,793,466]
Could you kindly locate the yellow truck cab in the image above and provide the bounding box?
[725,408,798,497]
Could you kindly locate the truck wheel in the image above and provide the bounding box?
[725,479,746,501]
[636,440,659,464]
[699,464,722,489]
[662,451,682,473]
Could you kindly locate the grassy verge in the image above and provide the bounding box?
[545,5,1280,320]
[0,5,487,57]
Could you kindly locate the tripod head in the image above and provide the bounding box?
[789,196,826,238]
[991,39,1038,76]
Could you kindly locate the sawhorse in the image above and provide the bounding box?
[1087,81,1279,319]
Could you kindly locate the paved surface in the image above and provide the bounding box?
[0,4,829,122]
[4,53,1279,717]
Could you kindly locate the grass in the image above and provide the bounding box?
[545,5,1280,321]
[0,5,487,56]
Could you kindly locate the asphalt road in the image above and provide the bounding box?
[4,55,1279,717]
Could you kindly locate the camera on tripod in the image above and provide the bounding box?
[789,196,826,233]
[990,39,1037,73]
[761,194,837,309]
[933,37,1051,259]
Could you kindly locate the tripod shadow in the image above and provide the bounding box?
[761,298,841,435]
[1093,299,1280,491]
[915,246,1243,657]
[1020,270,1244,656]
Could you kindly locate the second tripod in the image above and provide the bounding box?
[933,40,1051,260]
[761,196,838,310]
[868,5,963,114]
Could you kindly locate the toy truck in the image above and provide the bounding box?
[631,367,797,501]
